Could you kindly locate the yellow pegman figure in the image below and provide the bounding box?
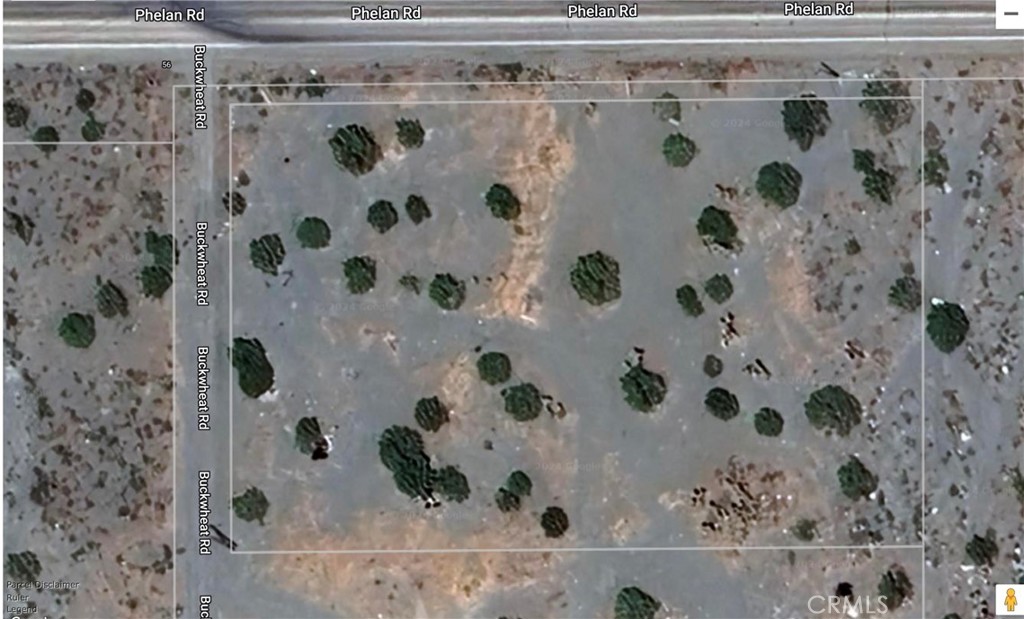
[1007,587,1018,612]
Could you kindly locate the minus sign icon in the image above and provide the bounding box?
[1006,11,1020,15]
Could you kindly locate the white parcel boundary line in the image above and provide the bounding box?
[229,95,921,108]
[919,81,927,619]
[1,140,174,146]
[224,93,926,555]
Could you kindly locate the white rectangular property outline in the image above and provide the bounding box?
[223,91,926,555]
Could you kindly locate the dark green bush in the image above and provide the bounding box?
[620,361,667,413]
[396,118,425,149]
[405,194,431,224]
[501,382,543,422]
[923,148,949,187]
[32,126,59,153]
[367,200,399,234]
[140,266,173,298]
[662,133,698,168]
[837,456,877,500]
[965,530,998,567]
[676,284,703,317]
[877,566,913,608]
[5,210,35,244]
[223,191,247,216]
[329,124,382,176]
[703,354,723,378]
[5,550,41,583]
[506,470,533,497]
[477,351,512,385]
[926,301,969,353]
[435,465,470,503]
[495,487,521,512]
[860,80,914,135]
[540,506,569,538]
[888,276,921,312]
[756,161,802,208]
[296,217,331,249]
[804,385,862,436]
[754,407,784,436]
[782,95,831,151]
[4,100,29,128]
[231,337,275,398]
[428,273,467,310]
[696,206,739,250]
[570,251,621,306]
[791,518,818,542]
[343,256,377,294]
[378,425,435,503]
[852,149,897,205]
[399,273,422,295]
[249,234,286,275]
[705,387,740,421]
[614,586,661,619]
[295,417,330,460]
[703,273,733,304]
[485,183,521,221]
[59,313,95,348]
[653,92,681,122]
[75,88,96,113]
[233,487,270,525]
[96,279,129,318]
[414,396,450,432]
[81,116,106,142]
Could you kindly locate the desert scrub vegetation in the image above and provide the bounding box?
[662,133,698,167]
[233,487,270,525]
[675,284,704,317]
[414,396,450,432]
[295,416,330,460]
[540,506,569,538]
[696,206,740,251]
[756,161,802,208]
[782,94,831,151]
[926,300,970,353]
[405,194,431,224]
[837,456,878,500]
[804,385,862,436]
[296,216,331,248]
[485,183,522,221]
[58,312,95,349]
[652,92,681,122]
[95,278,129,318]
[249,234,286,276]
[501,382,544,422]
[705,387,740,421]
[329,124,382,176]
[703,273,734,304]
[231,337,275,398]
[888,275,922,312]
[614,586,661,619]
[395,117,425,149]
[860,78,914,135]
[367,199,399,234]
[753,407,784,437]
[570,251,621,306]
[428,273,466,310]
[620,358,667,413]
[852,149,897,205]
[343,256,377,294]
[477,351,513,385]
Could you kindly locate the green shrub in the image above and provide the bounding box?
[378,425,435,503]
[485,183,521,221]
[614,586,661,619]
[232,487,270,525]
[81,116,106,142]
[703,273,733,304]
[223,191,247,216]
[653,92,681,122]
[888,276,921,312]
[398,273,421,295]
[540,506,569,538]
[405,194,431,224]
[328,124,382,176]
[926,301,969,353]
[4,100,29,128]
[59,313,95,348]
[343,255,377,294]
[852,149,896,205]
[860,80,914,135]
[414,396,450,432]
[250,234,286,275]
[620,361,667,413]
[5,210,35,244]
[877,566,913,608]
[428,273,466,310]
[296,217,331,248]
[756,162,802,208]
[502,382,543,422]
[96,279,129,318]
[231,337,275,398]
[301,74,329,98]
[5,550,41,583]
[662,133,698,168]
[922,148,949,187]
[965,530,998,567]
[295,417,329,460]
[754,407,784,436]
[837,456,877,500]
[703,354,723,378]
[675,284,703,317]
[506,470,533,497]
[145,230,176,270]
[435,465,470,503]
[75,88,97,113]
[396,118,425,149]
[570,251,621,306]
[705,387,740,421]
[367,200,399,234]
[782,95,831,151]
[477,351,512,385]
[495,488,521,512]
[804,385,862,436]
[696,206,739,250]
[791,518,818,542]
[140,265,173,298]
[32,126,59,153]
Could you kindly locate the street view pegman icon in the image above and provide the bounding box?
[997,585,1024,616]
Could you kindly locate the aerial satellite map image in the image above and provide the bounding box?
[2,1,1023,618]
